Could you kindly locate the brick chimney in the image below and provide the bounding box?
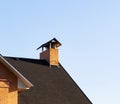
[37,38,61,66]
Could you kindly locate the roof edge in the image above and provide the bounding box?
[0,55,33,89]
[59,63,93,104]
[37,38,62,50]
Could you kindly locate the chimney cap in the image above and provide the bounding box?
[37,38,62,50]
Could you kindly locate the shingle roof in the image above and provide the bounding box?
[4,56,92,104]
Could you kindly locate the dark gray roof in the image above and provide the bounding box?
[4,56,92,104]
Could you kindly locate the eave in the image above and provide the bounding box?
[0,55,33,91]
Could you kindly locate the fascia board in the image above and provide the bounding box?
[0,55,33,89]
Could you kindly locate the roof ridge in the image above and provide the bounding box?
[4,56,39,60]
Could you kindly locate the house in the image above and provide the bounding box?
[0,38,92,104]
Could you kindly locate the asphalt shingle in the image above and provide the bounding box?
[4,56,92,104]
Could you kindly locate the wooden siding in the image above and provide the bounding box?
[40,48,58,66]
[40,49,50,63]
[0,62,18,104]
[50,48,58,66]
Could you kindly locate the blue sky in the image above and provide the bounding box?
[0,0,120,104]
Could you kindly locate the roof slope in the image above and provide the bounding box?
[4,56,92,104]
[0,55,33,91]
